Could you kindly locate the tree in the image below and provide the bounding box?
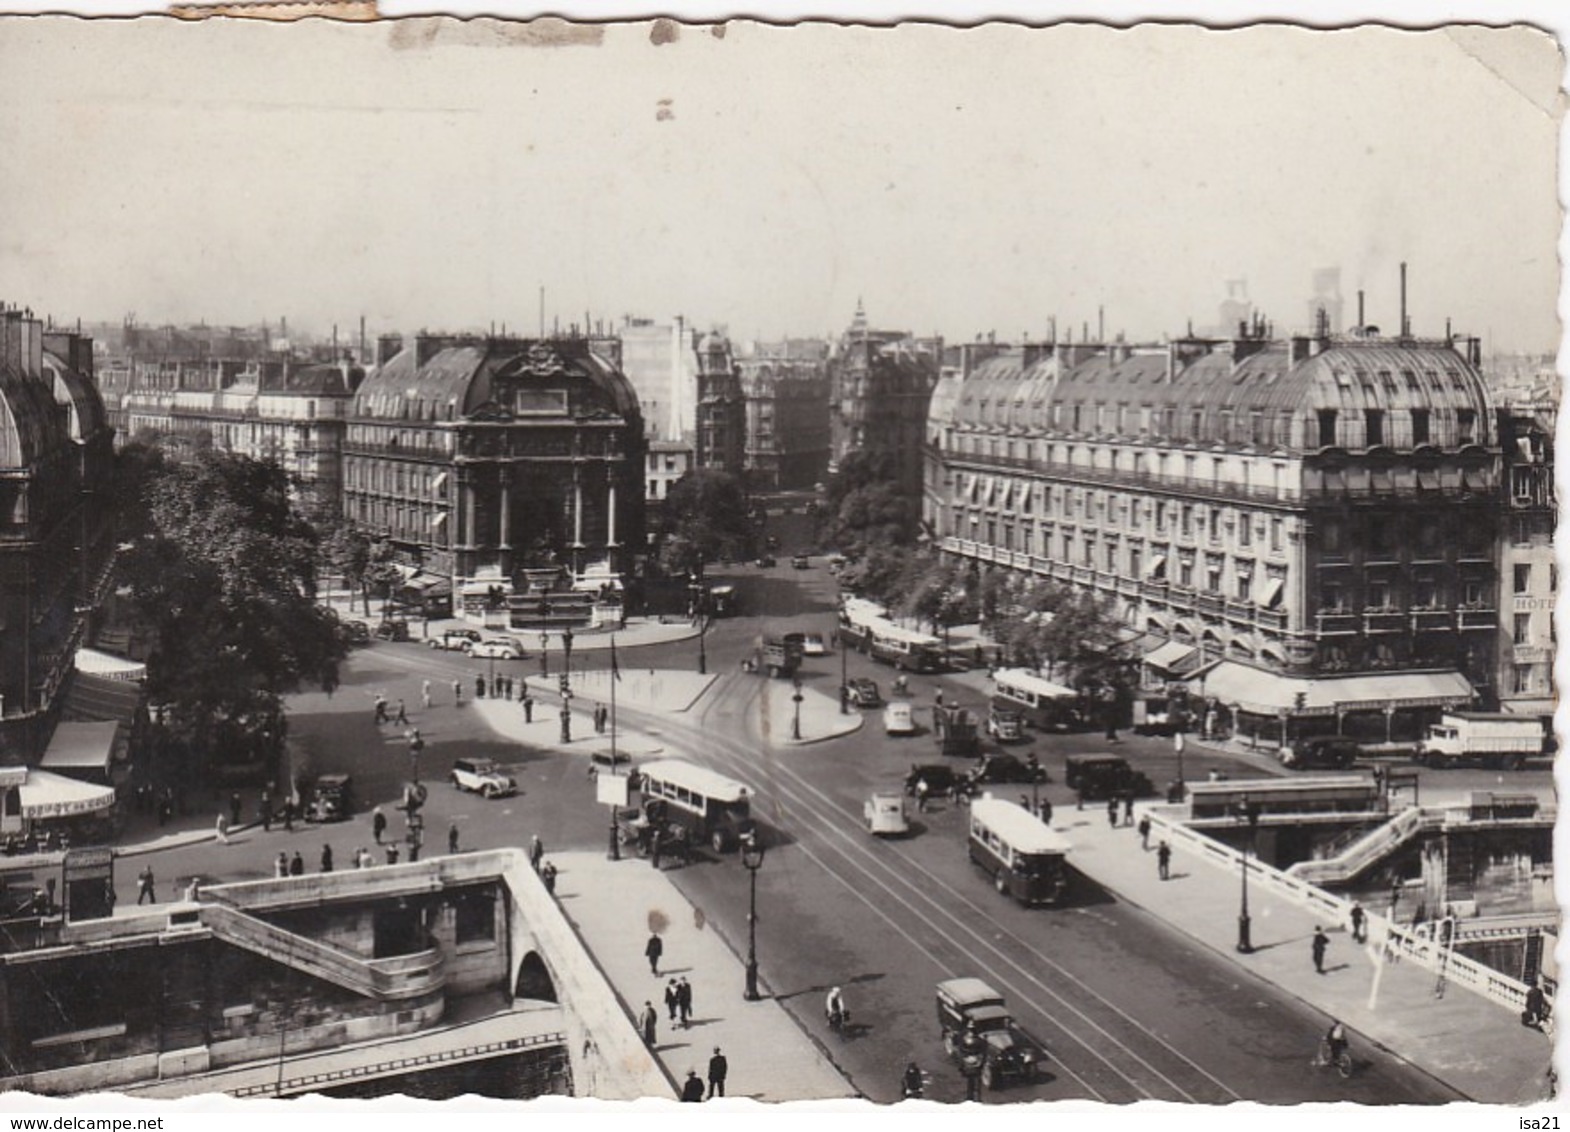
[655,469,755,578]
[120,450,345,780]
[320,517,373,613]
[817,450,918,559]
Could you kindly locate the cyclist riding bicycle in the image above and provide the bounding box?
[825,985,847,1027]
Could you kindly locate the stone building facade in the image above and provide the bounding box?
[1495,405,1556,720]
[343,335,646,593]
[828,301,940,500]
[927,320,1501,741]
[737,338,831,491]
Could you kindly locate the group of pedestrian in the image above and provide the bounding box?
[1016,794,1052,824]
[592,703,610,734]
[664,976,695,1028]
[679,1048,728,1101]
[1105,792,1134,829]
[272,851,306,878]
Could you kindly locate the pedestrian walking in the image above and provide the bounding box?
[681,1070,706,1102]
[1389,876,1402,918]
[1138,814,1152,850]
[1123,792,1134,826]
[1040,798,1053,825]
[320,844,334,873]
[260,789,272,832]
[651,834,663,871]
[229,791,242,827]
[639,1001,658,1047]
[289,851,304,877]
[529,834,544,872]
[395,699,408,725]
[1349,901,1366,944]
[374,692,388,724]
[915,777,930,814]
[137,865,156,904]
[385,843,400,865]
[645,932,664,976]
[372,806,386,844]
[283,798,295,832]
[1157,840,1172,880]
[422,679,432,709]
[274,852,288,879]
[934,687,944,708]
[707,1047,728,1098]
[541,860,557,894]
[452,679,463,704]
[476,674,486,699]
[448,821,460,854]
[522,695,535,723]
[665,979,680,1023]
[215,813,229,845]
[677,976,693,1028]
[1106,796,1118,829]
[1311,926,1329,974]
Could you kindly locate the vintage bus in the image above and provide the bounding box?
[838,597,885,652]
[968,796,1073,906]
[990,668,1080,731]
[706,584,737,617]
[868,621,945,673]
[634,759,758,853]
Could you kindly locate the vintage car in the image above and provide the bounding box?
[844,677,882,708]
[904,763,970,800]
[471,637,525,660]
[429,628,482,652]
[791,554,811,570]
[449,756,517,798]
[986,708,1025,742]
[935,977,1044,1089]
[966,753,1048,787]
[883,700,917,735]
[802,632,828,657]
[864,790,910,837]
[1280,737,1361,770]
[1064,754,1156,801]
[304,774,354,823]
[374,618,410,642]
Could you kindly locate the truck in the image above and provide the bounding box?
[755,634,804,678]
[1416,712,1547,770]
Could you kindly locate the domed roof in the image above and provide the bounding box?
[42,350,108,443]
[0,359,69,469]
[353,337,642,427]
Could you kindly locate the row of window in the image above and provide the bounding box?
[344,457,446,498]
[1512,562,1559,594]
[1318,576,1492,613]
[954,494,1290,552]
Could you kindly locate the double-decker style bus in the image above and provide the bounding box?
[990,668,1080,731]
[633,759,758,853]
[967,796,1072,905]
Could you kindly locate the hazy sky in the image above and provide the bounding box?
[0,16,1561,351]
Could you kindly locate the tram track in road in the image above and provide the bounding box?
[620,676,1246,1105]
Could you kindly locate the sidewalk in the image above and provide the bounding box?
[551,850,856,1101]
[1055,801,1552,1103]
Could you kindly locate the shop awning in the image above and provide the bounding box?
[1145,554,1167,579]
[75,647,145,682]
[1259,578,1285,608]
[18,770,116,820]
[1200,662,1473,716]
[1144,640,1198,673]
[62,671,143,726]
[40,721,123,774]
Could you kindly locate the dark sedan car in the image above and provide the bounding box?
[844,677,882,708]
[904,763,967,799]
[1280,738,1361,770]
[967,753,1048,787]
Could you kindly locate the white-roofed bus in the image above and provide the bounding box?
[968,796,1072,906]
[632,758,758,854]
[990,667,1081,732]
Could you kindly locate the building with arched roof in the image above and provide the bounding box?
[344,335,646,610]
[0,308,116,763]
[928,319,1500,743]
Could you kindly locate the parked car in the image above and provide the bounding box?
[904,763,968,799]
[844,677,882,708]
[864,790,910,837]
[304,774,354,822]
[1063,754,1155,801]
[791,554,811,569]
[936,977,1044,1090]
[967,753,1047,787]
[986,708,1025,742]
[1280,737,1361,770]
[429,628,482,652]
[343,619,372,646]
[449,756,518,798]
[374,618,410,642]
[471,637,524,659]
[883,700,917,735]
[755,554,777,568]
[802,632,828,657]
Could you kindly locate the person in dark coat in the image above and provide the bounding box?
[137,865,156,905]
[645,932,664,976]
[320,844,334,873]
[1107,796,1119,829]
[681,1070,705,1101]
[1138,814,1152,850]
[372,806,387,845]
[1349,901,1366,944]
[1156,841,1172,880]
[229,791,242,827]
[638,1000,658,1046]
[448,821,460,854]
[476,674,486,699]
[260,789,272,832]
[541,860,557,894]
[707,1047,728,1098]
[677,976,693,1028]
[289,851,304,877]
[529,834,544,871]
[1312,926,1330,974]
[665,979,680,1023]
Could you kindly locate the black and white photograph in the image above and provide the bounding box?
[0,2,1561,1118]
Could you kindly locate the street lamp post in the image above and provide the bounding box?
[540,632,550,678]
[1237,795,1257,954]
[562,628,574,687]
[742,836,766,1000]
[1173,729,1186,796]
[839,634,849,715]
[791,676,804,741]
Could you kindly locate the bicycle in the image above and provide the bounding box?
[1313,1038,1353,1079]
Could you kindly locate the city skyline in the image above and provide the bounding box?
[0,18,1561,354]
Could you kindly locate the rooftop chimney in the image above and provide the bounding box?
[1399,262,1408,339]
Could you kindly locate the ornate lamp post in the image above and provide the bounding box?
[562,627,575,686]
[839,632,849,715]
[540,631,550,678]
[791,676,804,741]
[742,835,766,1000]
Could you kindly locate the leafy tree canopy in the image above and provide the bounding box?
[818,450,917,559]
[656,469,755,576]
